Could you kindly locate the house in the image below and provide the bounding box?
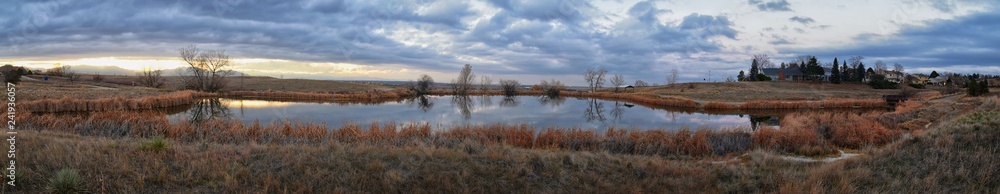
[927,76,949,86]
[882,71,905,83]
[761,68,803,81]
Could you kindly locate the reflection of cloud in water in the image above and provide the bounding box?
[223,99,295,108]
[687,116,746,128]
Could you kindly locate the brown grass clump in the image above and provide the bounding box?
[21,90,215,113]
[703,102,740,109]
[738,99,886,109]
[753,111,901,155]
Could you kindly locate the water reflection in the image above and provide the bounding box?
[405,96,435,112]
[610,102,626,121]
[167,96,884,131]
[583,99,606,122]
[538,96,566,107]
[451,95,474,119]
[187,98,232,123]
[499,96,519,107]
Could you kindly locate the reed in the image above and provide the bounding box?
[703,102,740,109]
[739,99,887,109]
[21,90,215,113]
[23,106,905,157]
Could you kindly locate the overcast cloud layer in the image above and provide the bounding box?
[1,0,998,84]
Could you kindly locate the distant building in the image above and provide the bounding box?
[881,70,905,83]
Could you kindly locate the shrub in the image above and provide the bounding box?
[868,75,899,89]
[92,74,104,82]
[48,169,86,194]
[138,136,170,152]
[755,74,771,81]
[499,79,520,96]
[907,83,925,89]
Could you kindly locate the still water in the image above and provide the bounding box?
[167,95,803,131]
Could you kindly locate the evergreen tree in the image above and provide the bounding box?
[856,62,866,82]
[738,70,746,82]
[930,71,940,78]
[749,59,759,81]
[831,58,841,84]
[968,77,980,96]
[780,62,786,69]
[980,80,990,95]
[841,61,850,82]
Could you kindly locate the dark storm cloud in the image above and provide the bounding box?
[1,0,740,83]
[748,0,792,12]
[784,11,1000,74]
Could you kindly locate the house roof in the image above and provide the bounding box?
[761,68,803,76]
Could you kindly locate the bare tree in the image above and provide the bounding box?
[595,68,607,91]
[754,54,774,68]
[848,56,865,68]
[414,74,434,95]
[92,73,104,82]
[47,63,71,77]
[451,64,475,95]
[65,67,81,82]
[479,75,493,91]
[179,45,233,92]
[634,80,649,87]
[138,67,165,88]
[667,68,679,85]
[610,74,625,92]
[874,60,887,74]
[499,79,519,96]
[893,63,905,73]
[538,79,564,97]
[584,67,596,92]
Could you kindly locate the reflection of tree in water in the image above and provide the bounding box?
[188,98,233,123]
[406,96,435,112]
[451,95,474,119]
[478,95,493,107]
[537,96,566,108]
[610,101,626,121]
[499,96,519,107]
[748,115,778,131]
[583,99,606,122]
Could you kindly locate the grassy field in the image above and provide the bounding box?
[14,73,999,192]
[19,74,388,101]
[9,96,998,192]
[639,82,922,102]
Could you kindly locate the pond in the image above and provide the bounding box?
[165,95,878,131]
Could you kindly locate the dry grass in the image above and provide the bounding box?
[641,82,910,102]
[738,99,887,109]
[12,97,996,193]
[790,96,1000,193]
[20,90,216,113]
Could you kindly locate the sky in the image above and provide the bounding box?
[1,0,998,86]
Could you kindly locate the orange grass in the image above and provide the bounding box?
[22,101,906,157]
[739,99,887,109]
[21,90,216,113]
[753,111,902,155]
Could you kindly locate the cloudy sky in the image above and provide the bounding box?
[2,0,998,85]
